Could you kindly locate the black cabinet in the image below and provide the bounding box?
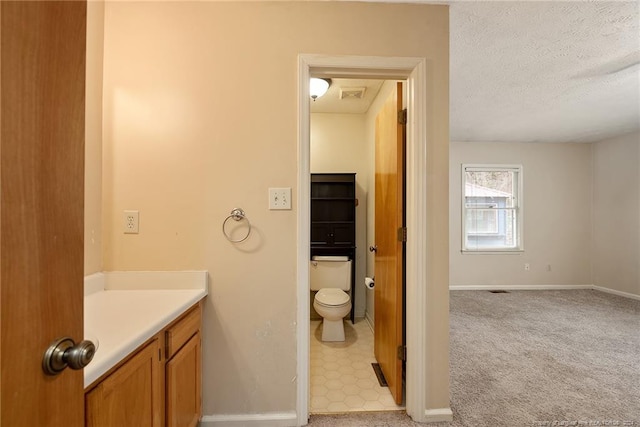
[310,173,357,323]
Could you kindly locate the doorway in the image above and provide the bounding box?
[296,54,431,425]
[308,79,406,413]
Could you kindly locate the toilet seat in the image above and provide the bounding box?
[315,288,350,306]
[315,301,350,310]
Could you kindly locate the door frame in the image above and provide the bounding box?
[296,54,429,424]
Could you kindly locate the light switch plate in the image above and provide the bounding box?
[269,187,292,210]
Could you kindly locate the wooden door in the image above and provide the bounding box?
[1,2,87,426]
[373,82,405,405]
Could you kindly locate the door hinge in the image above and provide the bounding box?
[397,345,407,361]
[397,227,407,242]
[397,108,407,125]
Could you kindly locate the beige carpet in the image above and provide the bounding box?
[309,290,640,426]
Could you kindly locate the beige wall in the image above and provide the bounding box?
[450,141,592,286]
[84,1,104,275]
[310,113,368,318]
[102,1,449,418]
[592,131,640,296]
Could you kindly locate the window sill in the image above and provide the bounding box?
[461,249,524,255]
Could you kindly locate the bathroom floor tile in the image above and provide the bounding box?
[309,319,405,414]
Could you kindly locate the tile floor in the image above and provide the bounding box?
[310,319,405,414]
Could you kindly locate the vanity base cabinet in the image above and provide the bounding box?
[85,339,162,427]
[85,302,202,427]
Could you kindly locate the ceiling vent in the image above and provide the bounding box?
[339,87,366,100]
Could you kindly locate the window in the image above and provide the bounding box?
[466,202,498,235]
[462,165,523,252]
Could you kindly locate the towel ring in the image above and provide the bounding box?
[222,208,252,243]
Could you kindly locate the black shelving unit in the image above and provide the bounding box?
[310,173,357,323]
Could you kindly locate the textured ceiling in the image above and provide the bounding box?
[449,1,640,143]
[314,1,640,144]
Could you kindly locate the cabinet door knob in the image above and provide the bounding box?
[369,245,377,253]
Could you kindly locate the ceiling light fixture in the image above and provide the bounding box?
[310,78,331,101]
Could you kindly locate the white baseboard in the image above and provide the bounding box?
[200,412,298,427]
[449,284,592,291]
[424,407,453,423]
[592,285,640,301]
[364,311,374,333]
[449,284,640,301]
[201,408,454,425]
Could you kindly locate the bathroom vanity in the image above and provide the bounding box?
[83,271,207,427]
[310,173,357,322]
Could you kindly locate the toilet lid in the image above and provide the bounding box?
[315,288,350,306]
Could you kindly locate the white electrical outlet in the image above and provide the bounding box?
[524,263,530,271]
[269,187,292,210]
[124,210,139,234]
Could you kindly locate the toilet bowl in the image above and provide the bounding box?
[313,288,352,341]
[310,256,352,342]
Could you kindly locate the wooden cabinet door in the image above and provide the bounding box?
[166,332,201,427]
[86,339,162,427]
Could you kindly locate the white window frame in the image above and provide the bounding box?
[461,164,524,253]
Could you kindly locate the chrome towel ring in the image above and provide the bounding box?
[222,208,252,243]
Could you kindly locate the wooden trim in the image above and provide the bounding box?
[592,285,640,301]
[297,54,435,424]
[404,58,429,423]
[296,55,311,426]
[424,408,454,423]
[200,412,297,426]
[0,2,4,417]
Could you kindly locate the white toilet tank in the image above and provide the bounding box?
[310,256,352,291]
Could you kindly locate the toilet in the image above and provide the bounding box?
[310,256,352,342]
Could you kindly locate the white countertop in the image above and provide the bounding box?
[83,271,208,388]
